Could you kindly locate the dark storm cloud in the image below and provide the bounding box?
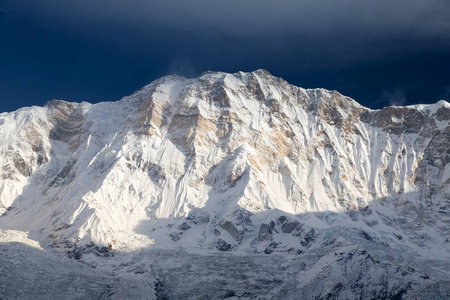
[18,1,450,33]
[1,0,450,111]
[19,1,450,41]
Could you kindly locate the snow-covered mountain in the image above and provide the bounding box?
[1,70,449,299]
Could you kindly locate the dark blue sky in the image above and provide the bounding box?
[1,0,450,112]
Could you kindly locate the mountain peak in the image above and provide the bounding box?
[0,70,449,298]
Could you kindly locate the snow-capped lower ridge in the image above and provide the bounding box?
[1,69,450,299]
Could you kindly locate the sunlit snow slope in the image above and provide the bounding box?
[1,70,449,255]
[2,70,450,298]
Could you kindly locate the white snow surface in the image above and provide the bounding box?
[0,70,450,299]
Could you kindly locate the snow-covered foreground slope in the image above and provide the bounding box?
[1,70,450,299]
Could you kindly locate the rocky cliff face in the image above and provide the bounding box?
[0,70,449,299]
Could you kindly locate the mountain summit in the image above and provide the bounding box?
[1,70,449,299]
